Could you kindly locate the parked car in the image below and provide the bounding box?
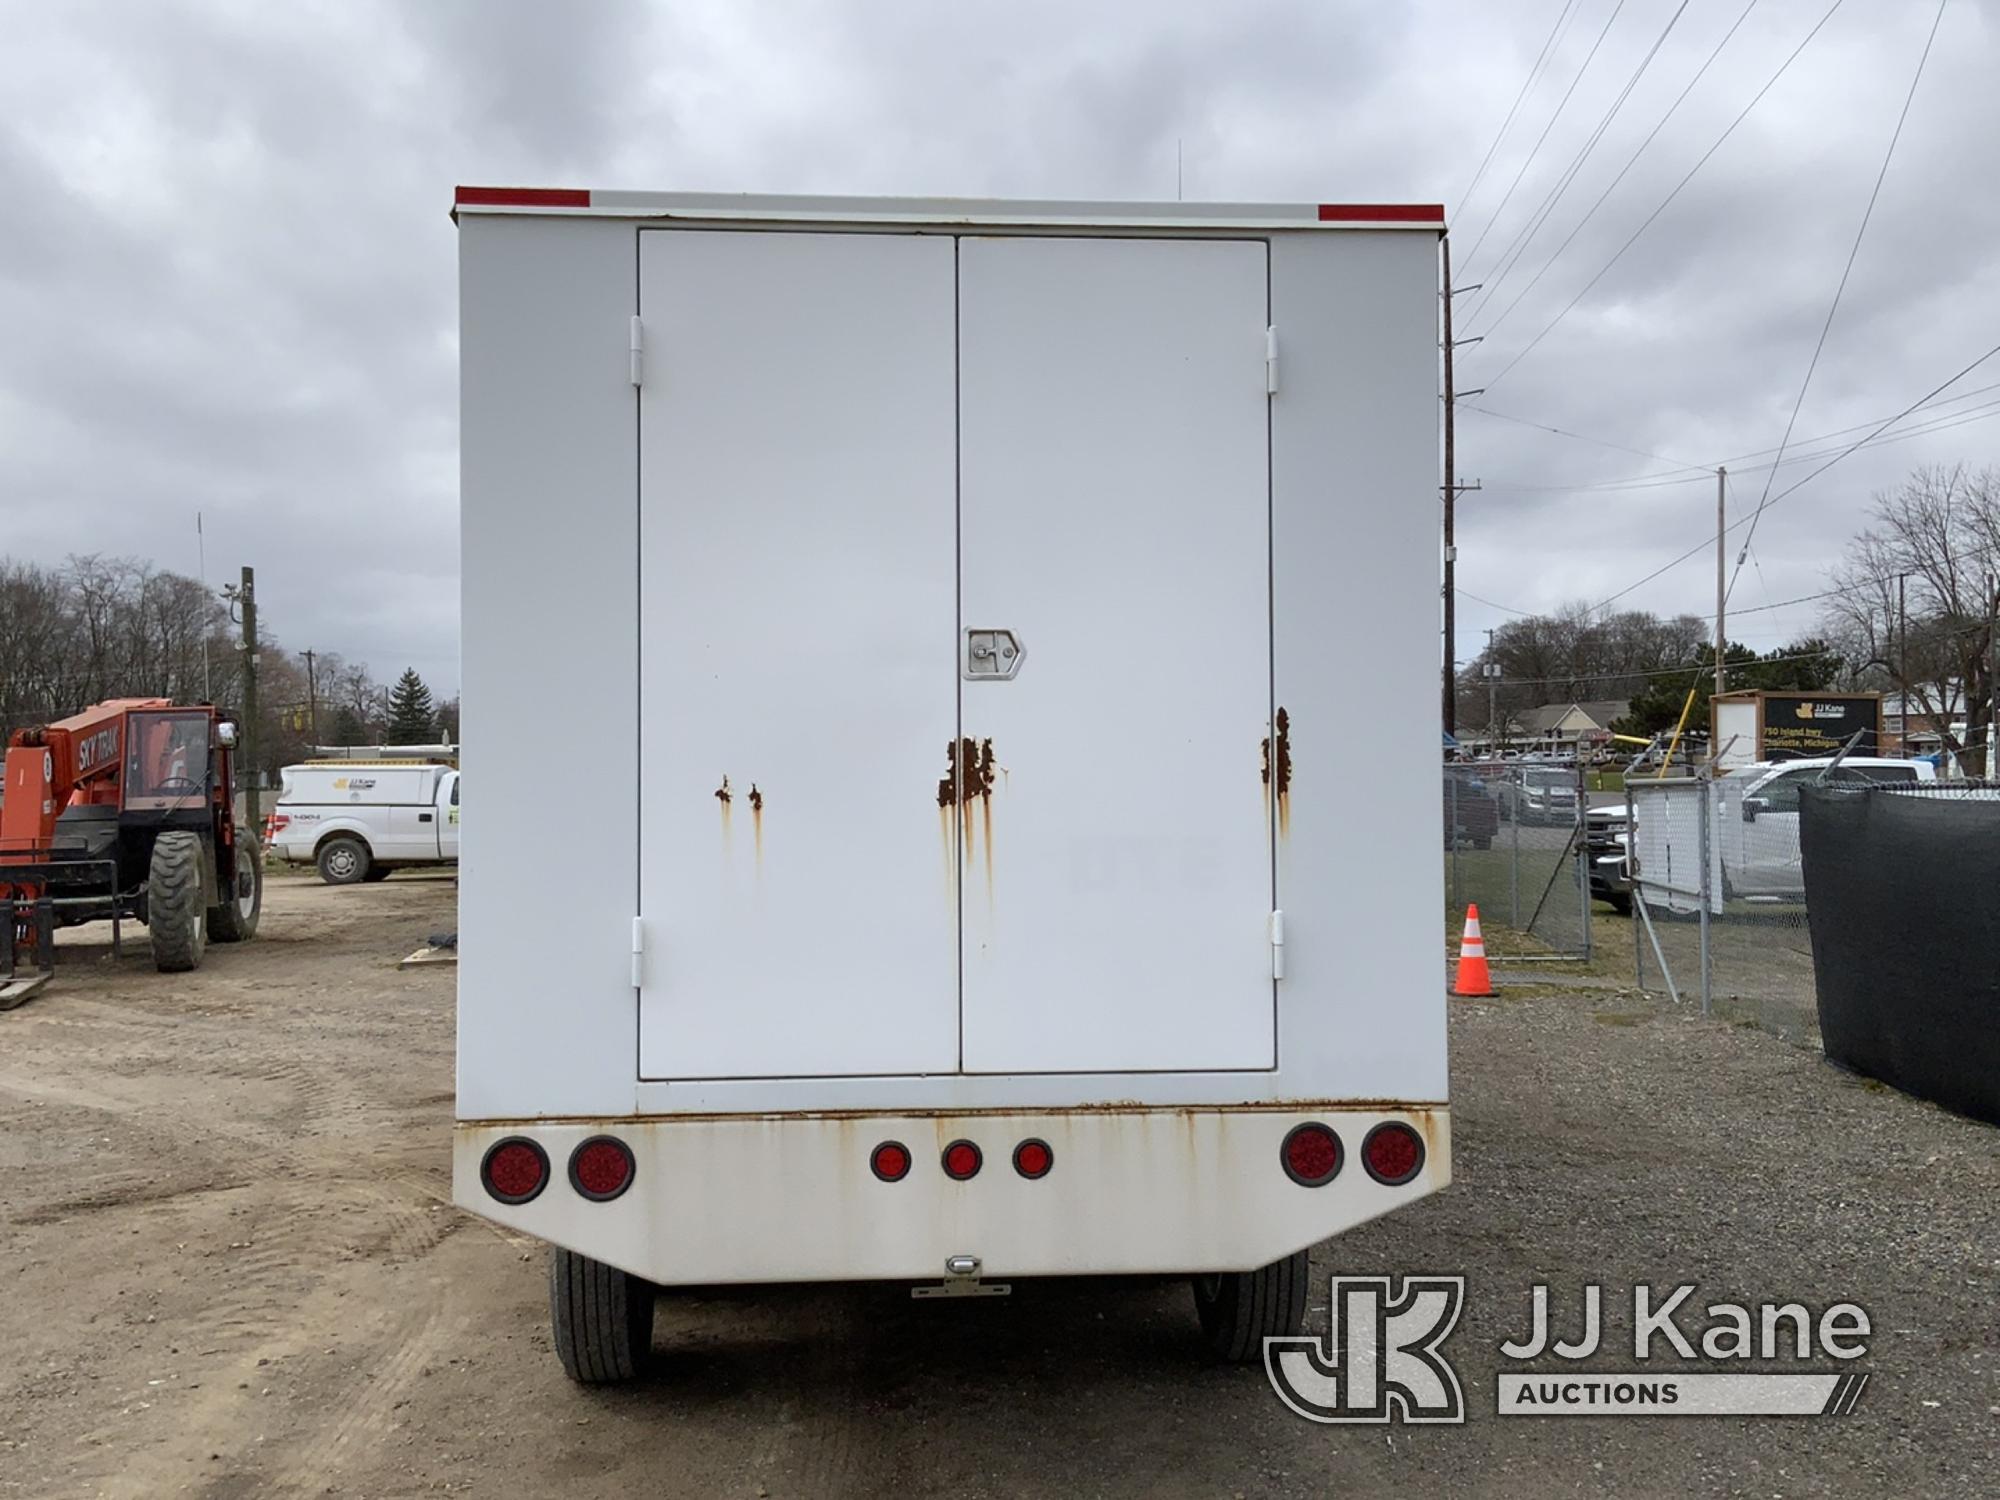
[1714,756,1932,900]
[1585,805,1632,914]
[264,761,461,884]
[1445,775,1499,849]
[1494,765,1581,825]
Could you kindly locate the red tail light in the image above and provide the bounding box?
[481,1137,549,1204]
[871,1141,911,1182]
[1281,1123,1342,1186]
[264,813,289,839]
[1362,1122,1425,1185]
[1012,1138,1054,1179]
[941,1140,982,1180]
[568,1136,634,1201]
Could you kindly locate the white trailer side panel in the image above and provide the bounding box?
[635,230,960,1079]
[1266,230,1447,1102]
[957,236,1275,1074]
[457,216,637,1119]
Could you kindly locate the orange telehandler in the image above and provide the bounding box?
[0,698,261,1001]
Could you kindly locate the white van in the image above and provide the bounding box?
[452,188,1448,1383]
[265,762,460,884]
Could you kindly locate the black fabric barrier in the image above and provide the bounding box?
[1800,784,2000,1124]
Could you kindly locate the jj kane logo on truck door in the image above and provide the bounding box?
[1267,1279,1872,1423]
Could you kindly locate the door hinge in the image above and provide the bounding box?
[631,916,646,988]
[1265,324,1278,394]
[629,316,645,388]
[1270,908,1286,980]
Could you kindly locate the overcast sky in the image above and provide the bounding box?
[4,0,1996,694]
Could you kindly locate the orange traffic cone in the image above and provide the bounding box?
[1453,904,1493,997]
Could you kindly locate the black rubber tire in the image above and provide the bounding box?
[550,1248,654,1384]
[317,836,372,886]
[1606,892,1633,916]
[148,831,208,973]
[1191,1248,1310,1362]
[362,866,393,883]
[208,837,263,942]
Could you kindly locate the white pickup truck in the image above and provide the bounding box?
[1717,755,1932,898]
[265,762,460,884]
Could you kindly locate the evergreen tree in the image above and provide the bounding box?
[386,668,436,744]
[329,705,368,746]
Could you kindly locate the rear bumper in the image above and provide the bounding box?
[452,1104,1449,1285]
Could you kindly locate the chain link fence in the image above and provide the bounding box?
[1444,760,1591,962]
[1626,759,1935,1038]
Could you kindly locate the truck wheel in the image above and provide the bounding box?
[317,836,371,886]
[207,838,263,942]
[148,832,208,973]
[1191,1248,1309,1362]
[550,1247,653,1384]
[1606,893,1633,916]
[362,866,393,883]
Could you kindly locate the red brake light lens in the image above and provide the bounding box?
[1362,1121,1425,1186]
[871,1141,911,1182]
[568,1136,634,1201]
[481,1137,549,1204]
[1013,1138,1053,1179]
[1281,1123,1342,1186]
[941,1140,982,1180]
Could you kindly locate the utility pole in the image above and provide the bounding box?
[1442,235,1456,737]
[1714,466,1727,700]
[240,566,260,833]
[303,648,320,746]
[1988,573,1997,779]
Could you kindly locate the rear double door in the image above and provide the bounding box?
[637,229,1274,1080]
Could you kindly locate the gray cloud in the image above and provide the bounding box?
[3,0,1996,688]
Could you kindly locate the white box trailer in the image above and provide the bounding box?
[453,188,1449,1380]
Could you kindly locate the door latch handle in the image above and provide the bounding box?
[964,629,1024,681]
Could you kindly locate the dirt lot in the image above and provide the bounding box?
[3,873,1997,1498]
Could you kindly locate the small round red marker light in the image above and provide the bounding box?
[1361,1121,1425,1186]
[568,1136,635,1201]
[941,1139,982,1181]
[871,1141,912,1182]
[1280,1122,1342,1187]
[481,1136,549,1205]
[1013,1138,1054,1179]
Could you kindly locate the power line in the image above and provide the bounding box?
[1458,402,1708,472]
[1460,0,1631,274]
[1455,0,1583,219]
[1477,0,1846,393]
[1463,0,1691,329]
[1468,0,1762,343]
[1476,394,2000,494]
[1456,587,1537,616]
[1726,0,1948,605]
[1587,341,2000,610]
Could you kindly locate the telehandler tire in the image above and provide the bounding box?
[149,832,208,973]
[207,838,263,942]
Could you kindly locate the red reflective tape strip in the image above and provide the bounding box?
[455,186,591,208]
[1317,203,1444,223]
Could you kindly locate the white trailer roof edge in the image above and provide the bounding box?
[452,186,1446,233]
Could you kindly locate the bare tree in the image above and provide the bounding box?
[1822,464,2000,772]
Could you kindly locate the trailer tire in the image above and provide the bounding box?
[208,838,263,942]
[316,836,371,886]
[550,1248,654,1384]
[1191,1248,1310,1362]
[148,832,208,973]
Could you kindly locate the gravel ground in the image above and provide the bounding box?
[1,874,1995,1498]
